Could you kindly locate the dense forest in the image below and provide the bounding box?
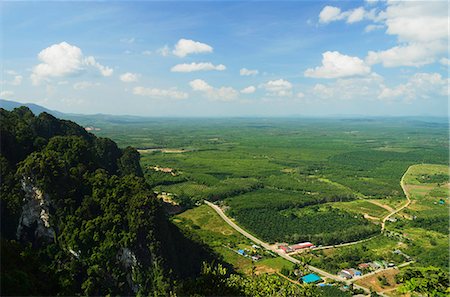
[0,107,326,296]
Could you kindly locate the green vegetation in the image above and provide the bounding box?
[174,205,293,274]
[388,164,449,270]
[229,203,379,245]
[0,107,173,295]
[396,266,449,296]
[299,235,402,274]
[7,112,446,295]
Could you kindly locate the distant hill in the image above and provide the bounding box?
[0,99,155,125]
[0,99,66,117]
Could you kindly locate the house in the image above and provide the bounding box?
[301,273,322,284]
[290,242,315,251]
[237,249,245,256]
[339,270,353,279]
[348,268,362,277]
[339,269,361,279]
[358,263,370,269]
[278,244,293,253]
[251,255,261,261]
[252,244,260,249]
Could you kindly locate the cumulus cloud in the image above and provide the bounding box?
[171,62,226,72]
[84,56,113,77]
[319,6,374,24]
[240,68,259,76]
[347,7,366,23]
[73,81,100,90]
[366,43,443,67]
[120,72,139,82]
[133,86,188,100]
[189,79,213,91]
[240,86,256,94]
[31,42,113,85]
[319,6,344,23]
[261,79,293,97]
[189,79,238,101]
[305,51,371,79]
[378,72,449,101]
[172,39,213,57]
[366,1,448,67]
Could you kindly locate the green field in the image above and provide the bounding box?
[388,164,449,269]
[86,117,449,266]
[173,205,294,274]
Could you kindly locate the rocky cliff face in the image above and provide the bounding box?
[117,247,140,293]
[16,177,55,244]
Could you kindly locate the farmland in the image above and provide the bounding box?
[86,117,449,274]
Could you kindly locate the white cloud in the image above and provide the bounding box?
[189,79,213,91]
[172,39,213,57]
[73,81,100,90]
[319,6,344,23]
[189,79,238,101]
[133,86,188,100]
[319,6,373,24]
[240,86,256,94]
[378,72,449,101]
[31,42,113,85]
[297,92,305,98]
[366,42,444,67]
[347,7,366,23]
[261,79,293,97]
[120,72,139,82]
[171,62,226,72]
[142,50,152,56]
[382,2,448,44]
[440,58,450,66]
[366,1,449,67]
[0,90,14,97]
[157,45,170,57]
[240,68,259,76]
[84,56,113,77]
[305,51,371,79]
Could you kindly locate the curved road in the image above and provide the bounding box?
[204,166,413,296]
[381,166,412,231]
[204,200,372,294]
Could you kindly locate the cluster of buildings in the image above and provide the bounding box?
[236,244,263,261]
[278,242,315,253]
[339,268,362,279]
[152,166,177,176]
[339,260,396,279]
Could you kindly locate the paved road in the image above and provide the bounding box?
[204,200,372,294]
[204,166,414,296]
[381,166,412,231]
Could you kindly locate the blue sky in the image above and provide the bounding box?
[1,1,448,116]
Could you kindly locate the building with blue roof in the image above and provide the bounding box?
[301,273,322,284]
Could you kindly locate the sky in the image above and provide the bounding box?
[1,0,449,117]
